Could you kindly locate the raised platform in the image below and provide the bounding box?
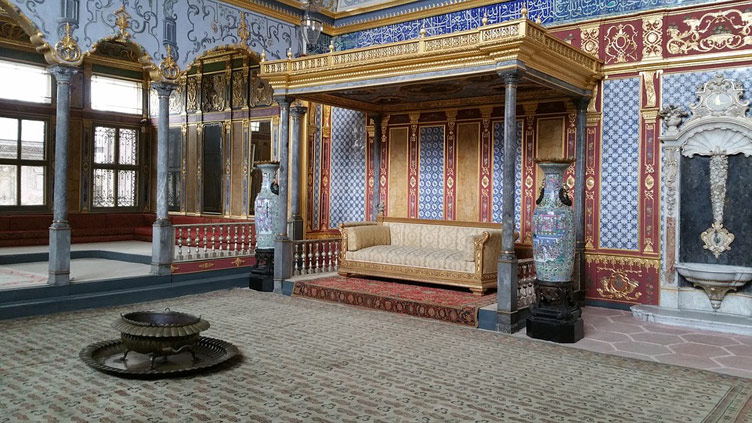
[0,241,252,320]
[632,305,752,336]
[289,275,496,327]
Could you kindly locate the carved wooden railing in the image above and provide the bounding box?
[293,238,341,276]
[517,258,537,309]
[261,19,599,78]
[174,222,255,262]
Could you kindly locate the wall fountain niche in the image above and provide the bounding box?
[661,74,752,313]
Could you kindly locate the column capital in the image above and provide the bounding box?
[370,113,383,125]
[48,65,79,83]
[498,68,525,85]
[274,96,294,109]
[574,96,590,112]
[152,81,177,97]
[290,105,308,117]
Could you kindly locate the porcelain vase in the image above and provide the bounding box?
[532,160,575,283]
[254,162,280,251]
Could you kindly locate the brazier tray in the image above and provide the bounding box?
[80,336,240,378]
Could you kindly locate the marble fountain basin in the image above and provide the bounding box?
[675,262,752,310]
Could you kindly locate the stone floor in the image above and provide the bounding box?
[515,306,752,379]
[0,258,151,289]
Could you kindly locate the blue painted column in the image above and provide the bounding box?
[496,71,522,333]
[273,97,293,292]
[573,97,589,293]
[289,105,307,241]
[151,82,176,275]
[371,113,383,220]
[48,65,78,286]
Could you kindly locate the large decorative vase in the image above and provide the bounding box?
[253,161,280,252]
[532,160,575,283]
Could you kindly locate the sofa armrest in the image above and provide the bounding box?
[338,222,389,259]
[471,231,500,275]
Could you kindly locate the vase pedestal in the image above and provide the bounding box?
[526,280,584,343]
[249,248,275,292]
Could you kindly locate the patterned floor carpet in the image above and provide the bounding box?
[293,276,496,327]
[1,289,751,422]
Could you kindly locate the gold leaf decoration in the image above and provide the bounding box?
[54,23,81,64]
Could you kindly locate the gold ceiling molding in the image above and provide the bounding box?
[261,18,601,111]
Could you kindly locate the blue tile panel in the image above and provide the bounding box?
[662,67,752,118]
[313,104,322,229]
[599,77,641,251]
[334,0,718,50]
[329,107,367,229]
[418,126,445,220]
[492,120,522,231]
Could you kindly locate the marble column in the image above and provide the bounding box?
[371,114,383,220]
[573,97,589,294]
[496,71,521,333]
[289,105,307,241]
[151,82,176,275]
[273,97,293,292]
[48,65,78,286]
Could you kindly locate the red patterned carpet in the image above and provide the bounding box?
[292,276,496,327]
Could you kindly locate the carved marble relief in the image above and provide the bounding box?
[169,82,185,115]
[661,74,752,264]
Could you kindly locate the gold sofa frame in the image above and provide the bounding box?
[338,217,514,295]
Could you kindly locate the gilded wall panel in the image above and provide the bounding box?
[231,121,244,217]
[185,125,198,214]
[456,122,479,222]
[387,127,409,218]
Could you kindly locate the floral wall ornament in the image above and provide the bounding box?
[597,270,643,301]
[700,154,734,258]
[666,9,752,55]
[114,5,131,42]
[54,22,81,64]
[238,12,250,46]
[604,23,638,63]
[642,15,663,60]
[159,45,180,82]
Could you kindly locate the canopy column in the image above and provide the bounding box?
[496,70,522,333]
[371,113,383,220]
[289,104,307,241]
[573,97,589,295]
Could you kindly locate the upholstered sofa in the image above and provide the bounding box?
[338,218,514,295]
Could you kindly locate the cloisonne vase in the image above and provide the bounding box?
[253,161,280,251]
[532,160,575,283]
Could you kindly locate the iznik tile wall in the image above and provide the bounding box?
[599,77,641,251]
[334,0,719,50]
[328,108,367,228]
[418,126,445,220]
[492,121,523,230]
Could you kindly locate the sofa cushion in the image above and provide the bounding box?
[385,222,498,253]
[346,225,391,251]
[347,245,474,273]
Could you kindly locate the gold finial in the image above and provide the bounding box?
[160,45,179,81]
[287,48,293,59]
[260,51,266,62]
[114,5,131,41]
[238,12,250,46]
[419,23,426,38]
[520,3,528,18]
[54,22,82,63]
[535,16,542,24]
[329,42,334,53]
[482,12,488,26]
